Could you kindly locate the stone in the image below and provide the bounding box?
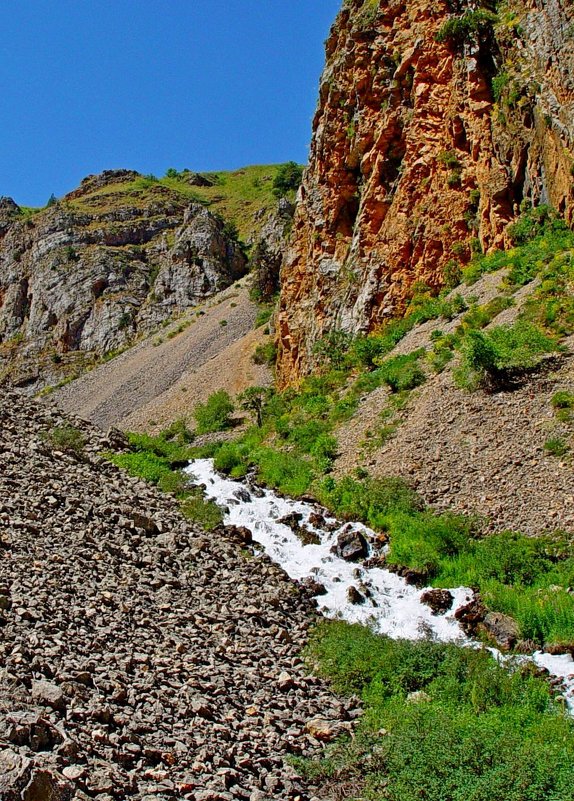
[420,589,454,615]
[407,691,432,704]
[22,770,72,801]
[0,749,32,800]
[277,672,294,691]
[346,586,365,605]
[62,765,86,780]
[332,530,368,561]
[298,577,327,597]
[304,719,338,741]
[31,681,66,712]
[481,611,520,651]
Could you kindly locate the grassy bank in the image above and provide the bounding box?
[302,621,574,801]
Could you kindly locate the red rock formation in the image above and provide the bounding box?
[277,0,574,386]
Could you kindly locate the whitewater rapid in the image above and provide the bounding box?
[186,459,574,709]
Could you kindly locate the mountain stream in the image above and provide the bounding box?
[187,459,574,710]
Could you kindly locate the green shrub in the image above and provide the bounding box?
[386,512,475,577]
[506,205,567,246]
[41,424,86,455]
[551,391,574,410]
[436,9,498,45]
[492,71,511,102]
[375,350,426,392]
[126,431,191,466]
[180,487,223,531]
[315,474,423,530]
[456,321,558,389]
[161,418,194,444]
[254,447,314,496]
[109,451,172,484]
[254,305,274,328]
[544,437,570,457]
[272,161,303,197]
[213,441,250,476]
[193,390,235,434]
[252,341,277,366]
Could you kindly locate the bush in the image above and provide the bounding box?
[252,341,277,366]
[315,474,423,530]
[109,451,173,484]
[126,431,191,466]
[304,622,574,801]
[375,350,426,392]
[193,391,235,434]
[41,424,86,455]
[180,487,223,531]
[436,9,498,45]
[544,437,570,457]
[456,321,558,389]
[552,391,574,410]
[272,161,303,197]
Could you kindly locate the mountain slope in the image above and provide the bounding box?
[0,387,354,799]
[0,165,292,392]
[53,281,272,432]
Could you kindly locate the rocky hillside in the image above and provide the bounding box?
[277,0,574,385]
[0,388,356,800]
[0,166,291,391]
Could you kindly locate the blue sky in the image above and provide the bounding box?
[1,1,340,206]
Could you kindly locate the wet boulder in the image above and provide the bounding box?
[420,589,454,615]
[347,586,365,605]
[454,597,487,636]
[277,512,304,532]
[332,529,368,561]
[298,577,327,597]
[481,611,520,651]
[222,525,253,545]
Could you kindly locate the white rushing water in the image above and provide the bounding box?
[186,459,574,709]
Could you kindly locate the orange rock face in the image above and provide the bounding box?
[277,0,574,386]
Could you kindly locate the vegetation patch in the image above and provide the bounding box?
[40,424,86,455]
[193,390,235,434]
[302,621,574,801]
[106,424,223,532]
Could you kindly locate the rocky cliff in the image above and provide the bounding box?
[0,167,292,390]
[277,0,574,385]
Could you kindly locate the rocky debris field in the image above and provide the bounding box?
[0,389,357,801]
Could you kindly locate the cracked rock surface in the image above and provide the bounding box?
[0,390,357,800]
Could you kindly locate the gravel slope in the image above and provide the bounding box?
[53,283,271,433]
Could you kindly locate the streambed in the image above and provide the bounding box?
[187,459,574,709]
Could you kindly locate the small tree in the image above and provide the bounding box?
[238,386,270,428]
[46,193,58,207]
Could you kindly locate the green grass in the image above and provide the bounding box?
[193,390,235,434]
[385,521,574,647]
[38,164,288,248]
[106,426,224,532]
[158,164,294,243]
[303,621,574,801]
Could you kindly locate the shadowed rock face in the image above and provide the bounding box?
[277,0,574,386]
[0,171,247,389]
